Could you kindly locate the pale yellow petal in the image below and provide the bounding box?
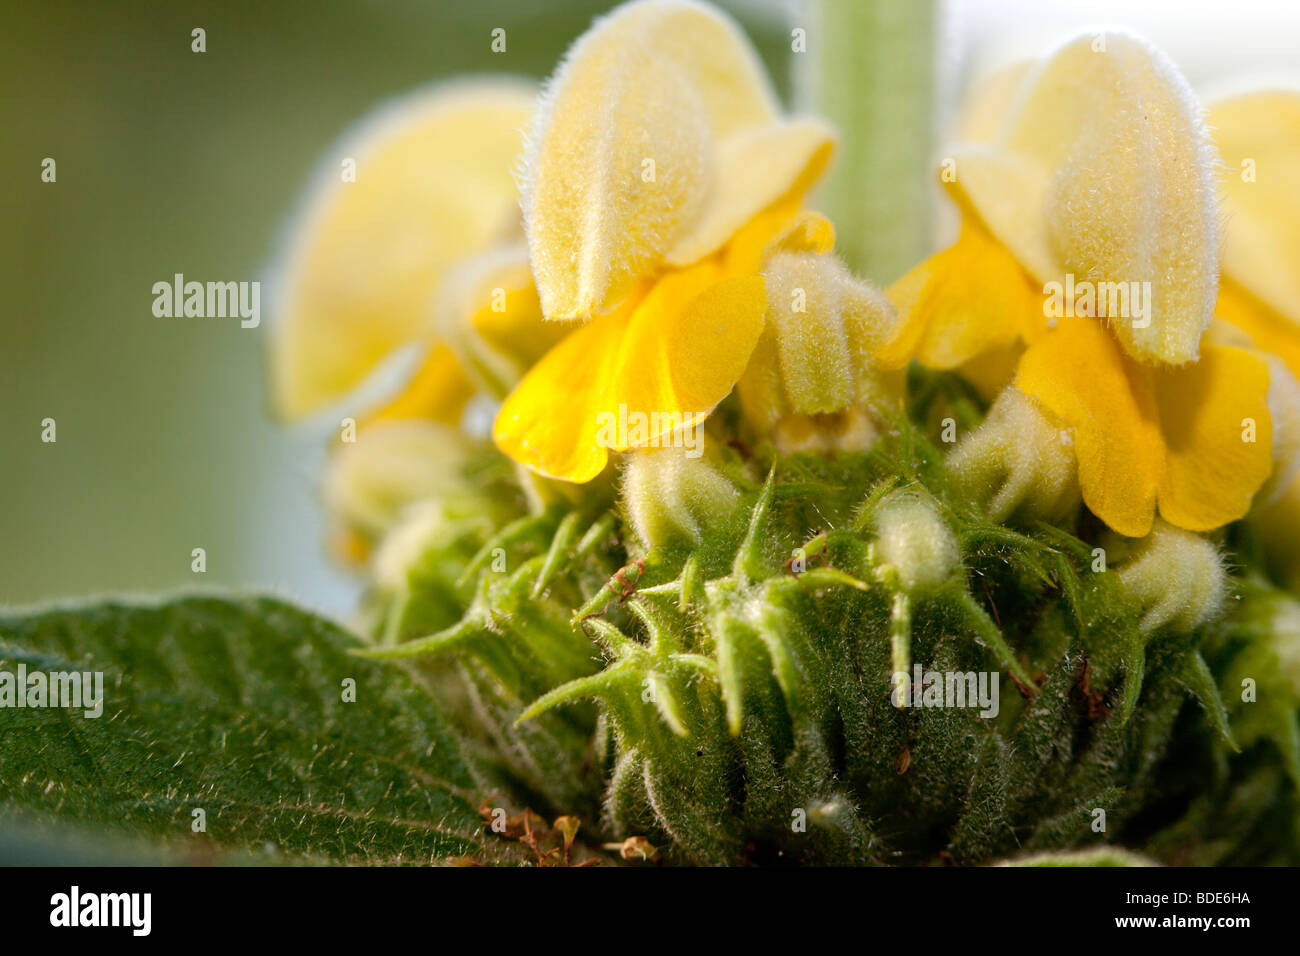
[599,0,779,138]
[1210,91,1300,330]
[521,0,778,319]
[955,34,1219,366]
[270,79,535,418]
[944,147,1056,285]
[325,419,471,537]
[665,118,836,267]
[955,61,1034,143]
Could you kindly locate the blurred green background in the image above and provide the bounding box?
[0,0,790,618]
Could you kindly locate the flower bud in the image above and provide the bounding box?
[621,446,741,550]
[770,405,881,455]
[946,386,1080,524]
[324,419,471,541]
[872,491,959,592]
[737,249,901,453]
[371,499,462,594]
[1114,519,1227,634]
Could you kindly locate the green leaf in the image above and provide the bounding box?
[0,595,501,864]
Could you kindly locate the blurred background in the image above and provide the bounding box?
[4,0,1297,621]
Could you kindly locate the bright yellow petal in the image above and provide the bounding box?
[1016,315,1163,538]
[493,301,630,483]
[666,118,836,267]
[955,34,1219,366]
[1215,282,1300,502]
[431,243,572,398]
[957,348,1025,403]
[1210,92,1300,330]
[763,209,837,259]
[270,79,535,418]
[1217,279,1300,382]
[520,0,778,319]
[363,344,475,427]
[721,195,805,275]
[494,257,766,482]
[878,218,1041,372]
[1152,343,1273,531]
[736,315,785,433]
[616,268,767,437]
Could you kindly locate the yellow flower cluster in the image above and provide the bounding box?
[267,0,1300,579]
[882,35,1296,539]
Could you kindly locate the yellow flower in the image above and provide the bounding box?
[492,0,835,483]
[1208,90,1300,584]
[266,78,577,562]
[1211,91,1300,379]
[879,34,1274,537]
[734,213,902,453]
[324,420,473,540]
[268,79,539,423]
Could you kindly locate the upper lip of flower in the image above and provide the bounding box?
[266,78,538,423]
[946,31,1222,368]
[1208,90,1300,372]
[876,31,1277,537]
[490,0,840,483]
[518,0,835,324]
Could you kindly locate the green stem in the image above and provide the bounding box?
[797,0,936,283]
